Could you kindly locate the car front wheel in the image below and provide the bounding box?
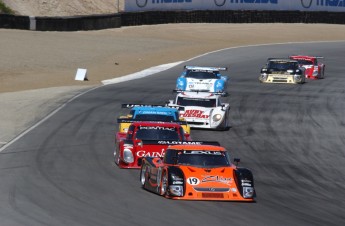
[160,171,168,196]
[140,165,147,187]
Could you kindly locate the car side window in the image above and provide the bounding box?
[179,127,185,141]
[126,125,135,139]
[163,150,177,164]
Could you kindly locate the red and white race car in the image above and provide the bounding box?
[167,91,230,130]
[289,55,325,79]
[114,121,192,169]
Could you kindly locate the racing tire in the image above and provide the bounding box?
[160,171,168,196]
[113,149,119,165]
[140,165,147,187]
[321,68,325,79]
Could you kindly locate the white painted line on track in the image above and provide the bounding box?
[102,61,184,85]
[1,40,345,152]
[0,86,100,153]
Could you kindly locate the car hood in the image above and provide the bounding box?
[179,165,235,188]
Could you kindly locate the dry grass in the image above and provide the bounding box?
[0,0,14,14]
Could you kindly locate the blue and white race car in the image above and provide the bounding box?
[176,66,229,95]
[117,104,190,134]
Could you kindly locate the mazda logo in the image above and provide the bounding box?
[136,0,148,8]
[301,0,313,8]
[214,0,226,7]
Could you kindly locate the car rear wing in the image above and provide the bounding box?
[184,66,228,71]
[289,55,324,59]
[121,104,167,108]
[117,118,188,125]
[173,89,227,96]
[121,103,184,111]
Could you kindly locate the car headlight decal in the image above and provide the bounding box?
[213,114,222,122]
[294,74,302,81]
[123,149,134,163]
[260,73,268,81]
[242,187,254,199]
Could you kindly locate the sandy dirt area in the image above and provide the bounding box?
[1,24,345,93]
[0,23,345,148]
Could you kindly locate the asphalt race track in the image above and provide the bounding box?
[1,42,345,226]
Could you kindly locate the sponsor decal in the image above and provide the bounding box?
[157,141,203,145]
[139,111,171,115]
[301,0,345,8]
[136,0,148,7]
[136,0,192,8]
[123,144,133,149]
[202,175,232,184]
[136,149,165,157]
[173,181,184,185]
[241,179,251,183]
[187,177,200,185]
[301,0,313,8]
[180,110,210,118]
[183,151,222,155]
[139,126,175,131]
[215,0,278,7]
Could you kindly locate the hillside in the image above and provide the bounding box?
[2,0,123,16]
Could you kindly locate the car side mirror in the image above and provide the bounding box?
[234,158,240,166]
[134,139,143,147]
[221,104,226,111]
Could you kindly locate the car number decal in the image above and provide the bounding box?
[187,177,200,185]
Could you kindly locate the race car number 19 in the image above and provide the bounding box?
[187,177,200,185]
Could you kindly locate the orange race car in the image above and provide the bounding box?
[140,144,255,201]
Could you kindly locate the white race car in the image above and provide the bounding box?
[167,91,230,130]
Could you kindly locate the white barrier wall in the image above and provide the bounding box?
[125,0,345,12]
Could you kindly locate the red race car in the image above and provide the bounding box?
[140,144,256,201]
[290,55,325,79]
[114,121,192,169]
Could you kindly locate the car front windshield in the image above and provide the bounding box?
[177,150,230,167]
[177,97,217,107]
[268,61,296,71]
[135,126,180,141]
[186,71,218,79]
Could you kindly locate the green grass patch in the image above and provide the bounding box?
[0,1,14,14]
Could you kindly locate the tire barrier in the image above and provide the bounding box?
[0,14,29,29]
[35,13,121,31]
[0,10,344,31]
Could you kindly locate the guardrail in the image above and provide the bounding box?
[1,10,344,31]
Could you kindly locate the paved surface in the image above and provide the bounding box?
[1,24,344,151]
[0,86,93,149]
[1,42,344,226]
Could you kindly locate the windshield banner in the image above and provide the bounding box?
[125,0,345,12]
